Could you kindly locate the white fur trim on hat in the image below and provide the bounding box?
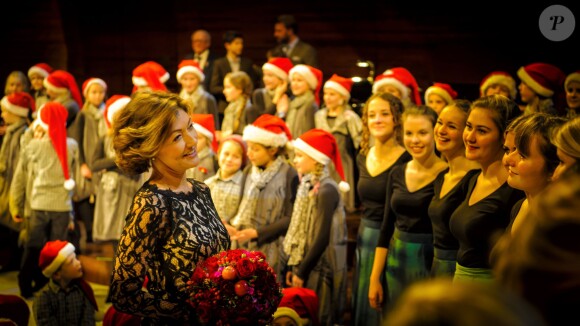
[83,78,107,97]
[425,87,453,105]
[28,66,50,79]
[177,66,205,82]
[43,79,67,94]
[293,138,331,165]
[132,76,148,87]
[289,65,317,90]
[194,123,214,141]
[480,74,516,99]
[372,77,409,99]
[517,66,553,97]
[42,242,75,277]
[324,80,350,100]
[243,124,288,147]
[1,96,29,117]
[565,72,580,90]
[263,62,289,81]
[107,97,131,125]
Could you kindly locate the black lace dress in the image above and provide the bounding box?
[110,179,230,325]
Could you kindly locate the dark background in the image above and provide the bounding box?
[1,0,577,102]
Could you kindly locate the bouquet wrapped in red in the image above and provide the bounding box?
[187,249,283,325]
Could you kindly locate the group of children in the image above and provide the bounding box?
[0,56,579,325]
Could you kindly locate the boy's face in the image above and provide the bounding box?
[180,73,201,93]
[56,252,83,281]
[86,84,106,107]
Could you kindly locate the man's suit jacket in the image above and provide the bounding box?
[271,40,318,68]
[184,50,217,91]
[209,56,262,114]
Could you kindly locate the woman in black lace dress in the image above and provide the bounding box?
[109,91,230,325]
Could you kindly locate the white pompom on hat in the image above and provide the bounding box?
[293,128,350,192]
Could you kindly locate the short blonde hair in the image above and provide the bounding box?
[113,91,190,174]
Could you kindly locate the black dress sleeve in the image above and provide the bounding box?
[377,165,400,248]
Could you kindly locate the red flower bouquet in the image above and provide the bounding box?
[187,249,283,325]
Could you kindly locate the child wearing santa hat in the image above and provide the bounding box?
[373,67,422,109]
[283,128,348,326]
[186,113,219,182]
[425,82,458,115]
[28,63,53,110]
[204,134,248,233]
[0,92,35,232]
[230,114,299,279]
[564,71,580,118]
[10,102,79,298]
[220,71,254,139]
[479,71,517,100]
[44,70,83,130]
[251,57,294,118]
[34,240,97,325]
[176,60,219,129]
[517,62,565,116]
[286,64,322,139]
[68,77,108,243]
[315,74,362,213]
[90,95,141,252]
[131,61,170,93]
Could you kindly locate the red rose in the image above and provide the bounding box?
[236,257,256,279]
[191,266,207,282]
[205,256,219,273]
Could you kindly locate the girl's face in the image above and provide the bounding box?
[290,74,309,96]
[5,76,25,95]
[196,133,209,152]
[30,73,45,91]
[1,107,21,125]
[246,141,277,168]
[323,88,344,110]
[155,110,199,173]
[463,108,503,165]
[293,148,318,175]
[427,93,447,115]
[502,131,517,171]
[378,85,402,99]
[403,114,435,161]
[263,70,283,91]
[552,148,577,181]
[566,81,580,110]
[180,72,201,93]
[505,135,551,195]
[86,84,106,107]
[218,140,244,179]
[434,106,466,157]
[485,84,511,98]
[518,82,537,104]
[223,77,243,102]
[366,97,396,142]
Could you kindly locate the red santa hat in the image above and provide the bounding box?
[279,287,320,326]
[28,63,53,79]
[243,114,292,148]
[37,102,75,190]
[177,60,205,82]
[424,82,458,106]
[293,128,350,192]
[82,78,107,98]
[104,95,131,129]
[44,70,83,108]
[132,61,169,92]
[1,92,35,118]
[262,57,294,81]
[565,71,580,90]
[220,134,248,167]
[191,113,218,152]
[517,62,565,98]
[479,71,517,99]
[289,64,323,105]
[373,67,422,105]
[39,240,76,277]
[323,74,353,100]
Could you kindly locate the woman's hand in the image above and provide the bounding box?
[285,271,293,287]
[272,81,288,104]
[222,221,238,237]
[81,163,92,179]
[368,278,384,311]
